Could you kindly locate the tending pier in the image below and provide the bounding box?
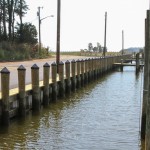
[0,55,131,126]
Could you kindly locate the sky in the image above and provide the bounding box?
[25,0,148,52]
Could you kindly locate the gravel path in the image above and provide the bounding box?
[0,55,90,90]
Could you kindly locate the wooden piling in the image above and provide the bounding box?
[31,64,40,111]
[65,60,71,95]
[136,53,140,73]
[146,10,150,149]
[71,59,76,92]
[84,59,88,84]
[93,58,97,80]
[76,59,81,88]
[120,59,123,72]
[51,62,57,102]
[141,18,149,140]
[58,61,65,98]
[18,65,26,117]
[1,67,10,126]
[43,63,50,106]
[91,58,94,80]
[81,59,85,86]
[88,58,91,82]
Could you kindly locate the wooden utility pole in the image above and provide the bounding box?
[37,7,43,57]
[141,18,148,140]
[122,30,124,55]
[146,9,150,149]
[56,0,61,72]
[103,12,107,57]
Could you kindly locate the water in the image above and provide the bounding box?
[0,67,143,150]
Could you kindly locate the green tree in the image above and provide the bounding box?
[88,43,93,51]
[15,22,38,44]
[15,0,29,42]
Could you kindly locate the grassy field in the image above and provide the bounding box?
[50,51,121,57]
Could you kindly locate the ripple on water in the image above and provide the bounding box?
[0,67,142,150]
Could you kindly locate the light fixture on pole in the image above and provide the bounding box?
[37,7,54,57]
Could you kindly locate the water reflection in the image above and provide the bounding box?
[0,67,143,150]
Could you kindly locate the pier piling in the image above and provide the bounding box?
[65,60,71,95]
[18,65,26,117]
[1,67,10,126]
[43,63,50,106]
[58,61,65,98]
[31,64,40,111]
[76,59,81,88]
[71,60,76,92]
[51,62,57,102]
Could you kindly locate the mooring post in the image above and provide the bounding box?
[18,65,26,117]
[101,57,104,74]
[76,59,81,88]
[107,57,110,71]
[96,58,99,77]
[88,58,91,82]
[146,10,150,149]
[120,59,123,72]
[31,64,40,111]
[65,60,71,95]
[84,59,88,84]
[71,59,76,92]
[81,59,85,87]
[91,58,94,80]
[104,57,107,73]
[99,57,102,75]
[136,53,140,73]
[43,63,50,106]
[141,18,149,140]
[58,61,65,98]
[93,58,96,80]
[96,58,99,76]
[1,67,10,126]
[51,62,57,102]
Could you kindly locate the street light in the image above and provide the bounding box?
[37,7,54,57]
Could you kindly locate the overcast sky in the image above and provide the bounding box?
[25,0,148,52]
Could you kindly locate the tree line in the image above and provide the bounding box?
[0,0,37,44]
[81,42,107,53]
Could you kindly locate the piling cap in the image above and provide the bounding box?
[76,59,80,62]
[65,60,70,64]
[71,59,76,63]
[1,67,10,74]
[43,62,50,67]
[17,65,26,70]
[59,61,64,65]
[51,62,57,66]
[31,64,39,69]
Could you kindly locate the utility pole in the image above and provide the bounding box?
[56,0,61,72]
[122,30,124,55]
[37,7,43,57]
[103,12,107,57]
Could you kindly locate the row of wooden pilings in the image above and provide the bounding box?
[0,55,131,126]
[141,9,150,150]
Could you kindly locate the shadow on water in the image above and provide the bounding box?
[0,68,144,150]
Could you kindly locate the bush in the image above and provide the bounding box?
[0,42,52,61]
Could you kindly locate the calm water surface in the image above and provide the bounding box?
[0,67,143,150]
